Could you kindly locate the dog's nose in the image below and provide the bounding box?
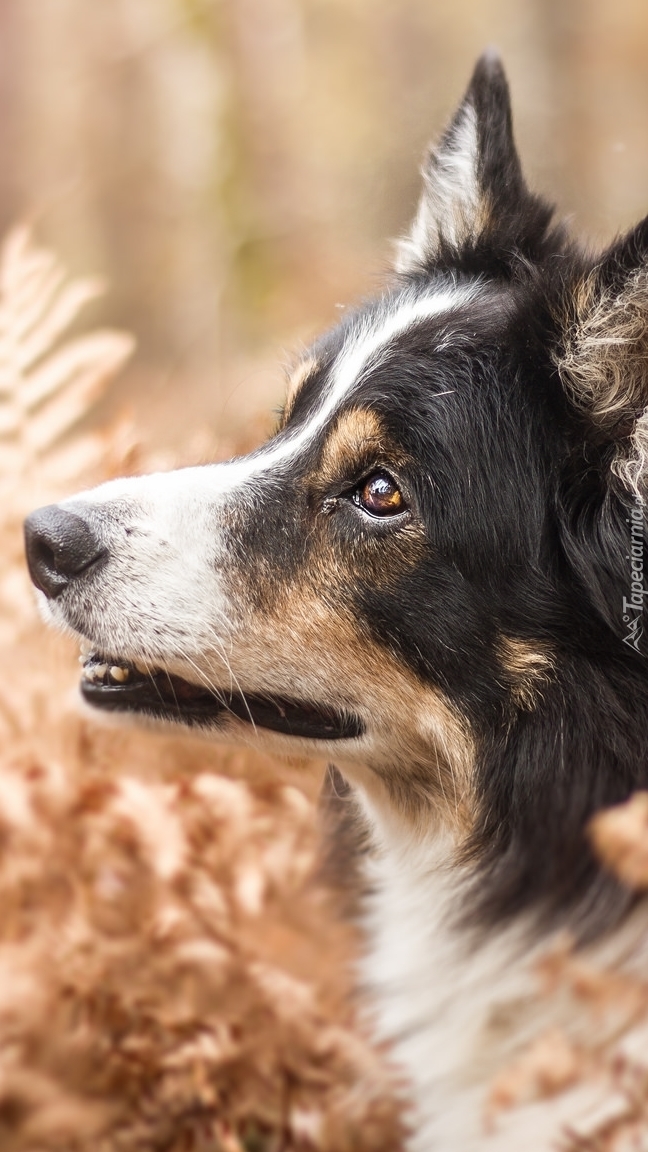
[24,505,107,599]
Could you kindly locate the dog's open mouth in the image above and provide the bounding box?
[80,653,364,741]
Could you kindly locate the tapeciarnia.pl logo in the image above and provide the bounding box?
[623,499,645,651]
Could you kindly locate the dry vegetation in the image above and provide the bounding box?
[5,6,648,1149]
[5,228,648,1152]
[0,229,405,1152]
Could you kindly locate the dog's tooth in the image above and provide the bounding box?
[109,665,130,684]
[93,663,108,681]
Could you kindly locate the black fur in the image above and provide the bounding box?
[411,52,566,278]
[311,56,648,938]
[27,53,648,947]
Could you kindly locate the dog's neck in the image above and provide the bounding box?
[465,646,648,938]
[325,641,648,941]
[323,650,648,1151]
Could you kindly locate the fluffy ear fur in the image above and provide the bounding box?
[396,51,558,275]
[556,219,648,499]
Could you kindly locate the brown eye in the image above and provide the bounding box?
[353,471,407,517]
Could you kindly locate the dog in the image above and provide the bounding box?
[24,52,648,1150]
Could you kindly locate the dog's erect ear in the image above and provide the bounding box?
[556,218,648,498]
[396,52,556,274]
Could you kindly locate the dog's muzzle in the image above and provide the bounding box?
[23,502,365,743]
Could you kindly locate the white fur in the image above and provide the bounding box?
[396,104,481,274]
[74,284,476,512]
[43,271,632,1150]
[47,284,478,694]
[357,805,648,1151]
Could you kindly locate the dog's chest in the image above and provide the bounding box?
[357,837,607,1152]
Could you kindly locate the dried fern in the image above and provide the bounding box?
[0,225,134,488]
[0,226,136,654]
[0,229,405,1152]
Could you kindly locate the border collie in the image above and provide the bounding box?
[24,53,648,1151]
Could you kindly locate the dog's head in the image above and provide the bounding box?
[24,55,648,844]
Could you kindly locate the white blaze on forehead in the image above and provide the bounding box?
[67,283,478,511]
[230,282,478,481]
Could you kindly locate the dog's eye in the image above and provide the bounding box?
[353,471,407,517]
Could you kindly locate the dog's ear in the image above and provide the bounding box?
[556,219,648,498]
[396,52,556,274]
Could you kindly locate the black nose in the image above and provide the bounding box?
[24,505,107,599]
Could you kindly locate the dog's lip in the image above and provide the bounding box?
[79,653,364,741]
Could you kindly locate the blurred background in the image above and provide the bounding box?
[0,6,647,1144]
[3,0,648,454]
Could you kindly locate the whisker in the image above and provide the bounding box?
[172,642,258,736]
[141,652,169,710]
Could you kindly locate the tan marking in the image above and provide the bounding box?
[447,192,493,255]
[317,407,387,488]
[282,356,319,423]
[137,399,470,837]
[211,407,457,835]
[314,406,416,529]
[499,636,554,710]
[298,406,427,587]
[225,590,475,839]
